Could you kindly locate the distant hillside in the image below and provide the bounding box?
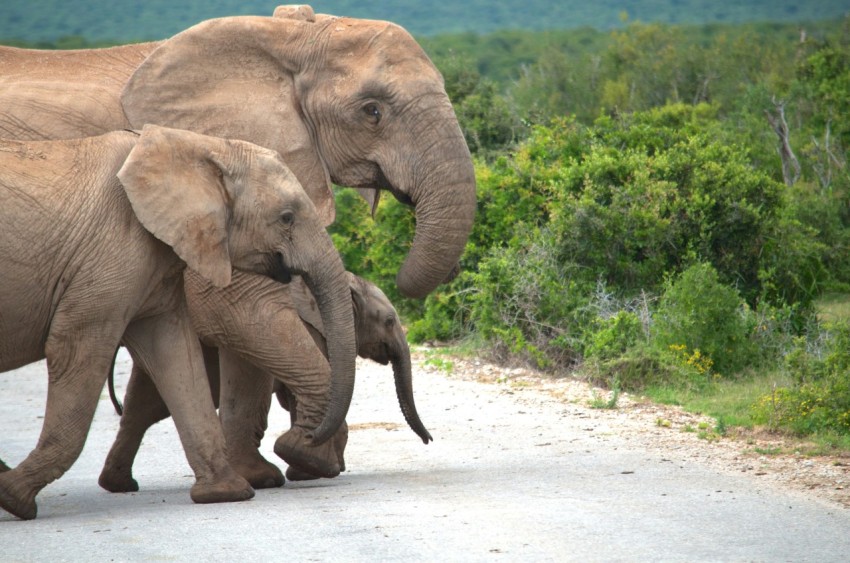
[2,0,847,43]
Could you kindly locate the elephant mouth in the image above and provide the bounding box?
[365,342,392,365]
[271,253,295,284]
[364,166,414,208]
[391,190,414,207]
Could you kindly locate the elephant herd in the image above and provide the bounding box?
[0,5,476,520]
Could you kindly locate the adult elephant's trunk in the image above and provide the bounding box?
[298,237,356,446]
[390,345,432,444]
[395,121,477,299]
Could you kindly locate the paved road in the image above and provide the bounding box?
[1,349,849,562]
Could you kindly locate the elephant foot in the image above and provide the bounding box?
[98,465,140,493]
[284,466,321,481]
[284,420,348,481]
[229,452,284,489]
[189,470,254,504]
[274,427,341,479]
[0,473,38,520]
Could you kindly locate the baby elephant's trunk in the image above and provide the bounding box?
[391,346,433,444]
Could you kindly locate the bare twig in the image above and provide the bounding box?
[765,97,801,186]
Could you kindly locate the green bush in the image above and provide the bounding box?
[651,263,755,377]
[328,187,425,320]
[585,310,645,361]
[469,229,591,369]
[752,322,850,436]
[547,105,790,303]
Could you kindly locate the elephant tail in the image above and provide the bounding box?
[108,346,124,416]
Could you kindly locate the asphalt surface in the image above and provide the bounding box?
[1,349,849,562]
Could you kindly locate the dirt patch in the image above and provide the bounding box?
[413,349,850,510]
[349,422,404,432]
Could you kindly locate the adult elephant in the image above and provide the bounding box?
[0,5,476,298]
[0,5,476,484]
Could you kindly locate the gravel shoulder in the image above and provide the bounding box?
[418,348,850,511]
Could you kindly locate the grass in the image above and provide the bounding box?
[421,354,455,374]
[815,292,850,323]
[642,368,850,456]
[643,372,792,428]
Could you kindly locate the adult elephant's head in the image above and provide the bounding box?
[121,6,476,299]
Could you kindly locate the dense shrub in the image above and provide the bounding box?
[468,229,591,368]
[585,310,645,361]
[330,104,832,372]
[752,322,850,436]
[651,263,754,376]
[549,105,791,303]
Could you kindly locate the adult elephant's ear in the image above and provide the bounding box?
[117,125,235,288]
[120,15,336,226]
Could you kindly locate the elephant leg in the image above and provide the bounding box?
[0,323,120,520]
[217,350,284,489]
[218,337,342,479]
[99,343,222,493]
[285,421,349,481]
[281,389,348,481]
[190,280,343,479]
[260,330,342,479]
[121,311,253,505]
[98,364,169,493]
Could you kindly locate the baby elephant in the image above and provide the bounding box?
[101,271,431,490]
[276,272,433,480]
[0,125,355,520]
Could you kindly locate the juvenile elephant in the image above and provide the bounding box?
[101,271,430,491]
[0,5,476,483]
[0,125,355,520]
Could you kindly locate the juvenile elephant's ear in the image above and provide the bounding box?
[346,271,370,315]
[117,125,234,287]
[120,16,336,226]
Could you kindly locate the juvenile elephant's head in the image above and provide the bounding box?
[289,271,432,445]
[121,6,476,299]
[117,125,355,445]
[348,273,433,444]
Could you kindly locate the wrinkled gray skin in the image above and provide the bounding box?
[0,126,354,520]
[0,5,476,479]
[102,272,430,490]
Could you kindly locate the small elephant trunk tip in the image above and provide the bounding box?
[413,415,433,444]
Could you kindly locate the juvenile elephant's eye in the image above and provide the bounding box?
[280,211,295,225]
[363,103,381,124]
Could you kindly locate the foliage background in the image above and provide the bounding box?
[1,0,848,42]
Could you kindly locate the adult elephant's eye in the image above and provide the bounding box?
[363,103,381,124]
